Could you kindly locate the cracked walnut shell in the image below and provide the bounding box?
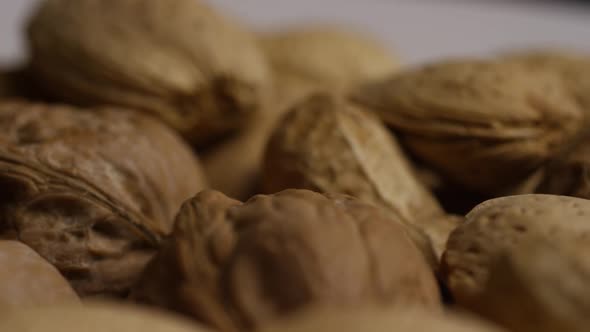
[0,101,206,296]
[27,0,271,144]
[131,189,440,331]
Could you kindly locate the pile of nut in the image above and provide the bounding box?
[1,0,590,331]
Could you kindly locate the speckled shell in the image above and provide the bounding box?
[131,189,440,331]
[466,238,590,332]
[0,101,207,296]
[442,194,590,305]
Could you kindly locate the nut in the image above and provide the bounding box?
[353,59,584,195]
[261,25,400,109]
[27,0,271,145]
[0,101,207,296]
[0,301,211,332]
[441,194,590,305]
[263,93,445,266]
[259,307,506,332]
[0,240,79,309]
[131,189,440,331]
[466,238,590,332]
[500,49,590,113]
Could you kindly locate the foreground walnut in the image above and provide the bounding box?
[263,93,446,265]
[0,240,79,309]
[467,238,590,332]
[354,60,584,195]
[441,194,590,306]
[0,101,206,296]
[260,307,506,332]
[27,0,271,145]
[131,189,440,331]
[0,301,211,332]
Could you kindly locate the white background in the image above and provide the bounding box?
[1,0,590,66]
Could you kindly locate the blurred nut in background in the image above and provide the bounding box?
[132,189,440,331]
[354,59,584,195]
[0,301,211,332]
[261,25,401,107]
[0,240,79,310]
[501,49,590,113]
[259,307,506,332]
[27,0,271,145]
[442,194,590,306]
[0,101,206,296]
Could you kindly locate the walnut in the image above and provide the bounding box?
[0,101,207,296]
[131,189,440,331]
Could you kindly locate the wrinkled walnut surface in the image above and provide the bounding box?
[132,189,440,331]
[27,0,271,144]
[0,101,206,296]
[0,240,79,309]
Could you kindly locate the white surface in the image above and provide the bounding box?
[1,0,590,65]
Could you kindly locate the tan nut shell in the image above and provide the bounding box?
[27,0,270,144]
[0,101,206,296]
[263,93,443,222]
[261,26,400,107]
[0,240,79,309]
[260,307,506,332]
[467,238,590,332]
[501,49,590,113]
[353,60,584,194]
[131,189,440,331]
[0,301,211,332]
[441,194,590,305]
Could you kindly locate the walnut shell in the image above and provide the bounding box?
[0,240,79,309]
[0,301,211,332]
[27,0,271,145]
[0,101,207,296]
[441,194,590,305]
[353,60,584,195]
[131,189,440,331]
[259,307,507,332]
[467,238,590,332]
